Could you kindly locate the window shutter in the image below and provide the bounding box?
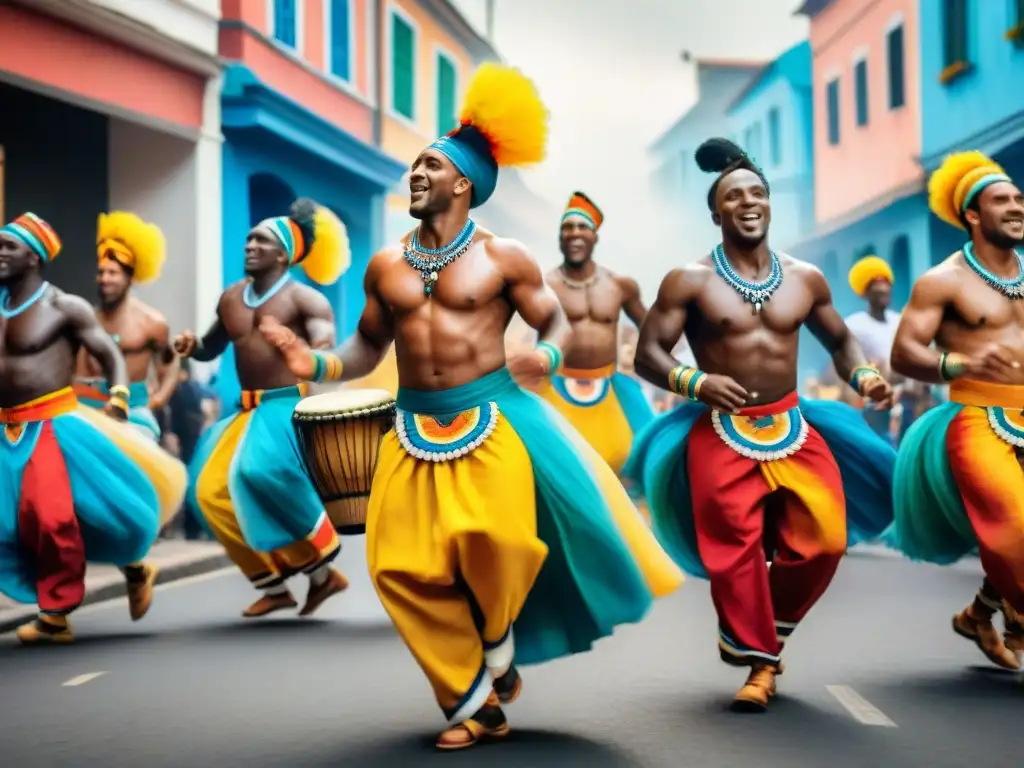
[391,15,415,119]
[436,55,457,136]
[330,0,351,81]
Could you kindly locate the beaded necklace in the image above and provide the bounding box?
[962,242,1024,300]
[558,266,598,290]
[712,243,783,313]
[404,219,477,296]
[243,272,291,309]
[0,281,49,319]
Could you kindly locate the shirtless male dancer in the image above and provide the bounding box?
[530,192,654,479]
[626,139,896,710]
[260,63,683,750]
[0,213,186,643]
[76,212,178,441]
[886,150,1024,670]
[174,199,348,618]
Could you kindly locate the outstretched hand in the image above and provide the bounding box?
[259,316,315,380]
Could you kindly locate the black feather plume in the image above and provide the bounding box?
[288,197,318,258]
[695,138,747,174]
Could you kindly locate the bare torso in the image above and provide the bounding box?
[934,253,1024,364]
[77,297,165,383]
[684,253,817,404]
[223,280,323,391]
[375,231,516,390]
[0,286,81,407]
[547,266,630,370]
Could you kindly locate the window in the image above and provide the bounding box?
[767,108,781,166]
[886,24,906,108]
[391,12,416,120]
[272,0,297,48]
[1017,0,1024,24]
[942,0,968,68]
[436,52,457,136]
[826,78,840,145]
[854,58,869,126]
[326,0,352,82]
[744,122,762,164]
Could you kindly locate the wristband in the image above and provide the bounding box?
[535,341,562,373]
[848,365,881,394]
[108,384,131,401]
[310,351,344,383]
[668,364,706,401]
[938,352,965,382]
[107,396,129,414]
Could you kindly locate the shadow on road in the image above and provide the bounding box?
[302,729,637,767]
[869,666,1022,702]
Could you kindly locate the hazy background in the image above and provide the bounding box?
[450,0,807,289]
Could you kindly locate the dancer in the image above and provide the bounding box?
[625,139,896,711]
[528,192,654,477]
[886,151,1024,669]
[0,213,187,643]
[845,255,900,441]
[75,212,178,441]
[259,63,683,751]
[175,198,349,619]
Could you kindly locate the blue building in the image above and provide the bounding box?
[216,9,406,408]
[649,57,766,254]
[919,0,1024,260]
[726,41,815,251]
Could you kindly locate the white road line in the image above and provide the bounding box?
[62,671,107,687]
[826,685,897,727]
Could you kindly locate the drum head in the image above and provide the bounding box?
[294,388,395,419]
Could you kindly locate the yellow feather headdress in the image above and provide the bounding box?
[427,62,549,207]
[258,199,350,286]
[848,255,894,297]
[97,211,166,284]
[928,150,1011,230]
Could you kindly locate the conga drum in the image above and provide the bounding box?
[292,389,396,535]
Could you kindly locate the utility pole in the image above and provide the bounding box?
[485,0,495,41]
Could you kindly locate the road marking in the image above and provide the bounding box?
[826,685,897,727]
[62,671,107,687]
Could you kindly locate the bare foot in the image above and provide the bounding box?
[259,316,315,379]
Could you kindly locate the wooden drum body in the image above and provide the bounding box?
[292,389,396,535]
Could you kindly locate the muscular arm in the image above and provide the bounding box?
[298,287,337,351]
[617,275,647,327]
[191,303,231,362]
[149,318,180,408]
[58,294,128,390]
[499,240,572,351]
[804,268,871,388]
[634,268,701,391]
[331,252,394,380]
[889,271,955,383]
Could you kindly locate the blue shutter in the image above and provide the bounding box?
[330,0,351,81]
[887,25,906,109]
[436,55,457,136]
[273,0,297,48]
[768,108,781,167]
[942,0,968,67]
[827,79,840,145]
[391,14,415,119]
[854,60,869,126]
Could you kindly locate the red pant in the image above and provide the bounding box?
[17,422,86,614]
[687,408,847,666]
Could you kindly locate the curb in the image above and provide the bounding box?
[0,552,230,634]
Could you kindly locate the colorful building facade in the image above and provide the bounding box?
[217,0,406,405]
[919,0,1024,261]
[649,57,766,254]
[726,41,815,251]
[0,0,223,334]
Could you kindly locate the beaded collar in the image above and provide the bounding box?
[0,281,49,319]
[962,242,1024,300]
[404,219,477,296]
[712,243,783,313]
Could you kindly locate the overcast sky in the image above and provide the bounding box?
[449,0,808,284]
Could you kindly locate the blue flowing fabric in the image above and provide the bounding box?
[185,386,324,552]
[185,421,224,539]
[397,367,656,665]
[0,413,161,604]
[76,379,161,441]
[623,398,897,580]
[610,372,657,435]
[880,402,974,564]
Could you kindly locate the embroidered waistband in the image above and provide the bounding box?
[950,379,1024,409]
[0,387,79,424]
[239,382,310,412]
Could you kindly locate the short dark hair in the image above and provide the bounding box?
[695,138,770,211]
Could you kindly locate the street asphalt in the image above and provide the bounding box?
[0,542,1020,768]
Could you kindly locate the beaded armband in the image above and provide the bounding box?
[107,395,129,415]
[668,364,706,401]
[938,352,965,382]
[848,365,881,394]
[536,341,563,374]
[310,351,344,383]
[108,384,131,401]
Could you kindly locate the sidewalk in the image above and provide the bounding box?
[0,540,229,633]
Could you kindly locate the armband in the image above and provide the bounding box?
[668,365,706,401]
[848,365,881,394]
[938,352,965,382]
[535,341,563,373]
[310,351,344,383]
[107,396,129,415]
[108,384,131,401]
